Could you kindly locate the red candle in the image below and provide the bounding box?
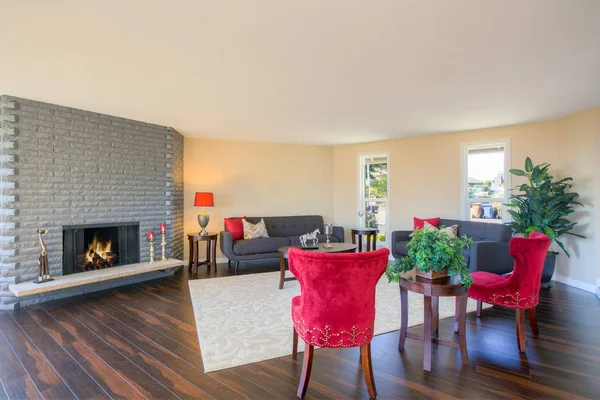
[160,223,166,233]
[148,231,154,240]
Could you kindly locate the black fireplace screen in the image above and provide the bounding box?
[62,222,140,275]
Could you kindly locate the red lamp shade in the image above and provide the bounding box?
[194,192,214,207]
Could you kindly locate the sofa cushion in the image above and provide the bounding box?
[394,241,409,257]
[287,234,342,246]
[224,216,245,240]
[244,216,324,237]
[414,217,440,229]
[233,237,290,256]
[242,218,270,239]
[439,219,510,242]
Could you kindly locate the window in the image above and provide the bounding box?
[358,154,389,245]
[461,140,510,223]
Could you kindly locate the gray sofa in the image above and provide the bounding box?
[391,218,514,274]
[220,215,344,273]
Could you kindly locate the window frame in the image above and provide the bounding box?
[460,139,511,223]
[357,152,391,247]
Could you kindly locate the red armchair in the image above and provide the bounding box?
[288,247,390,399]
[468,232,550,352]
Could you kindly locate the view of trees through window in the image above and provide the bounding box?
[360,155,388,243]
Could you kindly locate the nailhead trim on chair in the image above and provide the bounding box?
[294,318,372,347]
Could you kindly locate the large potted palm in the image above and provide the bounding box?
[505,157,585,288]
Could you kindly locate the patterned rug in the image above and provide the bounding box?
[189,271,484,372]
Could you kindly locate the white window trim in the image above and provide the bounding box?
[460,139,511,223]
[357,152,391,246]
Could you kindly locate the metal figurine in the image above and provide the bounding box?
[160,227,167,261]
[299,229,320,248]
[35,229,53,284]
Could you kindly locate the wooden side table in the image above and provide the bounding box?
[187,233,218,275]
[398,275,468,372]
[351,228,378,252]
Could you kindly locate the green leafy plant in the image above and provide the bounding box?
[386,227,474,287]
[506,157,584,257]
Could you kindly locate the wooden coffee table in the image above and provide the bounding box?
[278,243,357,289]
[398,274,468,372]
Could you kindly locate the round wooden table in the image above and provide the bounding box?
[351,228,379,252]
[278,242,357,289]
[398,274,468,372]
[187,233,218,275]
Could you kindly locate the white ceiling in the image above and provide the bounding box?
[1,0,599,145]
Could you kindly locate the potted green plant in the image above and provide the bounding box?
[505,157,584,287]
[386,227,474,287]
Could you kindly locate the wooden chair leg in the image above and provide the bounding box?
[528,307,539,336]
[292,327,298,360]
[360,344,377,399]
[476,300,483,318]
[516,309,526,352]
[297,344,314,398]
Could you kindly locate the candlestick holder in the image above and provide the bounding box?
[149,237,155,263]
[161,230,167,261]
[323,223,333,248]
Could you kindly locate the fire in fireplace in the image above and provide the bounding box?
[63,222,140,275]
[83,232,118,270]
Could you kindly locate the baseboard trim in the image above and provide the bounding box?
[552,274,597,293]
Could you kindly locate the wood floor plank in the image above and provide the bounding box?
[0,326,43,400]
[0,313,76,400]
[76,299,246,399]
[10,308,111,400]
[86,295,204,371]
[41,302,177,399]
[26,304,146,400]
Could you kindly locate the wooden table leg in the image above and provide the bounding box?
[279,252,286,289]
[188,238,193,270]
[210,238,217,276]
[358,234,363,252]
[351,232,356,245]
[458,294,468,365]
[372,233,377,251]
[205,240,210,271]
[423,294,432,372]
[366,234,371,251]
[432,296,439,338]
[454,296,460,333]
[192,240,198,274]
[398,286,408,351]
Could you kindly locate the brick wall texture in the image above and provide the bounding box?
[0,95,184,309]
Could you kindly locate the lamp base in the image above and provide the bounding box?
[198,213,210,236]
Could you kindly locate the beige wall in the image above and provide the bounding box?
[333,107,600,287]
[183,138,334,260]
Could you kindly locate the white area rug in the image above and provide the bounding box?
[189,271,484,372]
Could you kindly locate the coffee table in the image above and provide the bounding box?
[278,243,357,289]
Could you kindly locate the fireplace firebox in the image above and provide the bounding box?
[62,222,140,275]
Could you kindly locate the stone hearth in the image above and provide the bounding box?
[0,95,184,309]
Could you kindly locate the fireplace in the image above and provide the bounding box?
[62,222,140,275]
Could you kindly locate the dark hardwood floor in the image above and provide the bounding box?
[0,261,599,399]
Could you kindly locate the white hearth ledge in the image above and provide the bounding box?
[9,259,184,297]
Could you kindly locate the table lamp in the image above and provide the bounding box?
[194,192,214,236]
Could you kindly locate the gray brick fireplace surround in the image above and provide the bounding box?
[0,95,184,309]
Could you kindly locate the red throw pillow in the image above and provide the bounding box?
[413,217,440,230]
[224,216,246,240]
